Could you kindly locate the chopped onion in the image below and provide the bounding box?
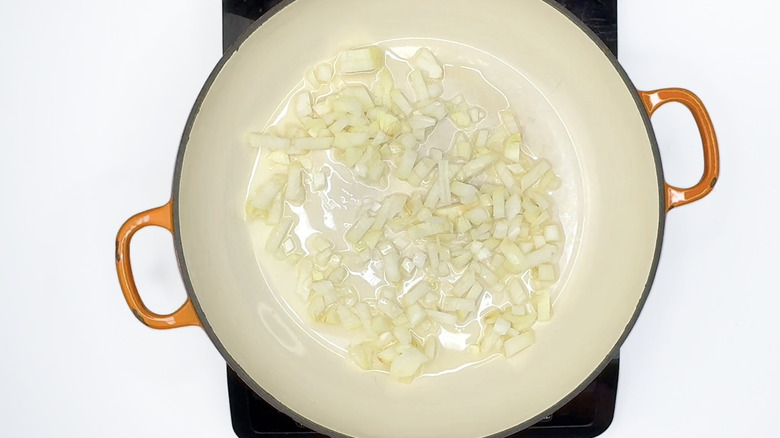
[493,317,511,336]
[401,279,432,306]
[248,174,286,214]
[410,48,444,80]
[245,45,566,381]
[248,133,290,150]
[338,46,384,74]
[390,89,414,115]
[442,297,476,312]
[543,224,561,242]
[408,70,430,101]
[390,347,429,378]
[504,331,535,357]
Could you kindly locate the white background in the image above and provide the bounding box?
[0,1,777,437]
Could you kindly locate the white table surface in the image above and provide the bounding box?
[1,1,778,437]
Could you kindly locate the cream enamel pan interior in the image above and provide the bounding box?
[114,0,719,436]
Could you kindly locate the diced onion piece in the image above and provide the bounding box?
[372,315,392,334]
[499,239,527,272]
[492,189,505,219]
[266,216,294,256]
[406,304,427,326]
[544,224,562,242]
[487,126,508,147]
[493,317,511,336]
[410,48,444,79]
[408,218,449,239]
[409,113,437,130]
[248,174,286,213]
[464,207,490,225]
[248,133,290,150]
[479,330,501,353]
[490,253,506,268]
[520,160,552,191]
[377,345,399,364]
[468,107,483,122]
[264,192,283,225]
[306,234,333,256]
[390,347,429,379]
[283,239,298,257]
[384,246,401,283]
[371,193,408,230]
[295,92,312,118]
[412,251,427,269]
[450,181,478,204]
[361,230,381,249]
[507,278,528,305]
[535,290,551,322]
[472,129,489,148]
[267,151,290,166]
[423,337,437,359]
[376,110,401,136]
[504,136,522,162]
[401,280,432,306]
[393,326,412,345]
[452,271,475,297]
[332,96,363,116]
[311,171,327,191]
[465,282,484,300]
[395,149,417,181]
[291,136,334,152]
[519,242,534,254]
[428,82,444,99]
[526,244,556,268]
[460,152,498,178]
[419,100,448,120]
[314,62,333,83]
[451,250,472,270]
[342,85,374,109]
[493,220,509,239]
[408,157,436,186]
[312,101,332,117]
[442,297,476,312]
[304,69,320,90]
[337,305,362,330]
[408,70,430,101]
[424,181,441,209]
[338,46,384,74]
[374,330,396,349]
[285,161,304,204]
[427,310,457,325]
[499,110,520,134]
[377,298,403,319]
[504,331,535,357]
[345,215,375,244]
[390,89,414,115]
[494,161,515,188]
[507,163,525,174]
[333,132,370,149]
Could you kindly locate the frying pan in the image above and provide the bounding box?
[115,0,719,436]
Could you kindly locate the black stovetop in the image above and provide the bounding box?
[223,1,619,436]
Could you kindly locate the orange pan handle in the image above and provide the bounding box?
[638,88,720,212]
[115,201,201,329]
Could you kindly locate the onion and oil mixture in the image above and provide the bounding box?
[244,45,564,381]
